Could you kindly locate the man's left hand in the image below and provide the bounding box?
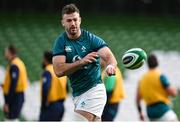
[106,64,116,76]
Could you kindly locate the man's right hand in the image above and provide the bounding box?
[3,104,9,113]
[140,113,145,121]
[81,52,99,65]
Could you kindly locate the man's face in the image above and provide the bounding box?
[61,12,81,36]
[4,48,11,61]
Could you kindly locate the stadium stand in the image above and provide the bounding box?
[0,13,180,120]
[0,14,180,81]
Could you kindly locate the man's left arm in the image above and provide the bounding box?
[90,33,117,75]
[98,47,117,76]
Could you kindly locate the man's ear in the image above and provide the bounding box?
[61,19,64,27]
[79,17,81,24]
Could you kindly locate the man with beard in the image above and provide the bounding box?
[52,4,117,122]
[39,51,67,121]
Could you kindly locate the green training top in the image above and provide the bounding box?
[53,29,107,97]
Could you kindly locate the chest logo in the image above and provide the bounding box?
[72,55,82,63]
[65,46,72,52]
[81,46,86,52]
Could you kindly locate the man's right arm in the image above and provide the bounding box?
[52,52,98,77]
[53,55,84,77]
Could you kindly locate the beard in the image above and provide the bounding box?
[67,26,79,36]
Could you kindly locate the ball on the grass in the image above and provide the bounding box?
[122,48,147,69]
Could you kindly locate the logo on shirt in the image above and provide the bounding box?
[43,77,47,83]
[72,55,88,69]
[65,46,72,52]
[72,55,82,62]
[81,46,86,52]
[12,72,17,79]
[81,101,86,108]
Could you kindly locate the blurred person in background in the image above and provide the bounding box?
[101,59,125,121]
[52,3,117,122]
[39,51,67,121]
[2,45,28,120]
[136,54,179,121]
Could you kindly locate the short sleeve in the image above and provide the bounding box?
[52,36,66,56]
[160,75,170,89]
[90,33,108,51]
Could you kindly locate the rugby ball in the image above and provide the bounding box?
[122,48,147,69]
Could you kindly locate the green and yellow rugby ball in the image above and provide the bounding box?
[122,48,147,69]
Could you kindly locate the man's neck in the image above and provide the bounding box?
[66,29,81,40]
[149,67,157,70]
[45,62,51,66]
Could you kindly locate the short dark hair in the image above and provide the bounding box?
[7,45,17,55]
[44,51,53,64]
[147,54,158,69]
[62,4,80,16]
